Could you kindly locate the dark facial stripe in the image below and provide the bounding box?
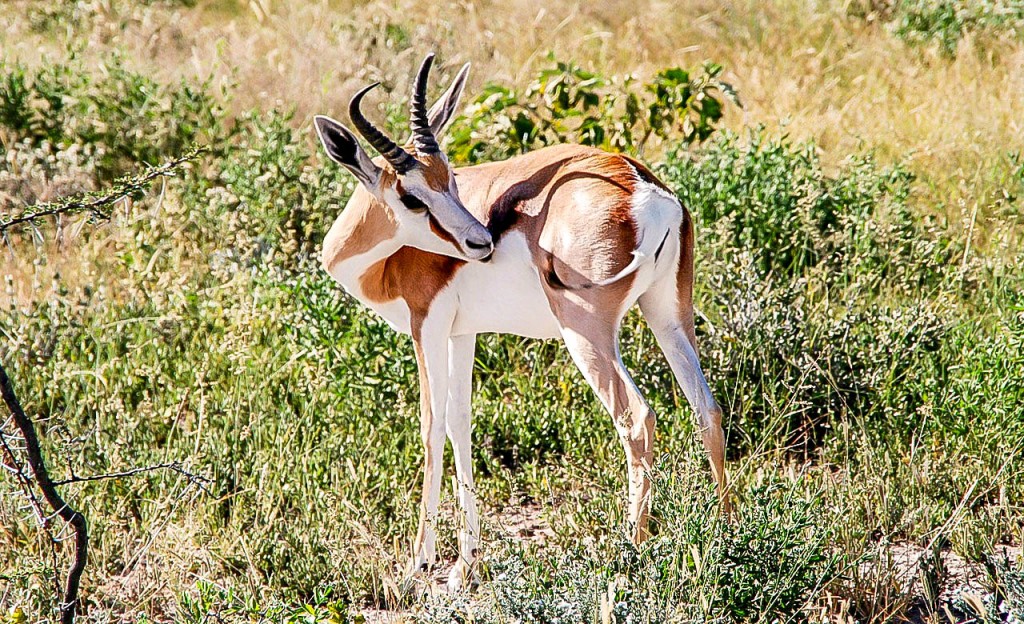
[398,176,465,251]
[428,212,462,250]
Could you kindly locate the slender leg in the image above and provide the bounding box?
[445,333,479,592]
[556,316,657,543]
[640,281,728,507]
[408,316,453,578]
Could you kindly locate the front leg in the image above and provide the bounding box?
[445,333,480,592]
[408,311,454,579]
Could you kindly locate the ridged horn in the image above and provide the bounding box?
[410,53,440,154]
[349,82,416,173]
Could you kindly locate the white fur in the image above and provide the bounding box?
[407,300,456,574]
[452,232,561,339]
[595,174,683,287]
[325,236,413,334]
[445,334,479,591]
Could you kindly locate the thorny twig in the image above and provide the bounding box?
[54,460,212,493]
[1,363,211,623]
[2,148,210,621]
[0,146,206,235]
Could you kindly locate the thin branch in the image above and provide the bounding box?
[0,427,63,601]
[0,146,206,235]
[0,362,85,624]
[53,460,212,492]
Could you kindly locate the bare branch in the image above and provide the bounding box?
[53,460,212,493]
[0,363,85,624]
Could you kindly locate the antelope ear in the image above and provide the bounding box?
[427,62,470,137]
[314,115,381,187]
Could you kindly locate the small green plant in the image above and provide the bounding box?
[412,465,839,624]
[947,553,1024,623]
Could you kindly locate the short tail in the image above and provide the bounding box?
[593,227,672,287]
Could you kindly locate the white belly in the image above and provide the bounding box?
[451,232,561,339]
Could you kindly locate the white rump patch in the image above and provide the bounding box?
[594,165,682,287]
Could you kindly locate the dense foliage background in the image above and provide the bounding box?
[1,0,1022,622]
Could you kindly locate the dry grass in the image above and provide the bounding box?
[2,0,1022,206]
[3,5,1023,619]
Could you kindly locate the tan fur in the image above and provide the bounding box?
[332,145,647,323]
[672,206,727,502]
[358,246,465,334]
[418,153,453,192]
[458,145,642,286]
[321,180,398,273]
[676,206,697,349]
[538,166,637,288]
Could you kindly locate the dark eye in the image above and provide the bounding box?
[399,193,428,212]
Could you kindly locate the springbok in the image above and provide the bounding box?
[314,54,726,591]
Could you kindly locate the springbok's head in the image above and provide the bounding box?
[314,54,493,261]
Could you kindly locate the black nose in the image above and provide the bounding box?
[466,238,492,251]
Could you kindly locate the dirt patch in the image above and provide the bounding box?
[486,500,556,545]
[356,500,557,621]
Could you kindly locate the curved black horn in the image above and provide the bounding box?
[410,53,440,154]
[349,82,416,173]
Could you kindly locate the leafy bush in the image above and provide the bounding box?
[445,56,739,163]
[896,0,1024,55]
[0,55,223,182]
[849,0,1024,56]
[656,130,958,453]
[662,129,951,287]
[183,111,350,268]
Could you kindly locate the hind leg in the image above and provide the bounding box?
[550,302,657,543]
[640,278,728,507]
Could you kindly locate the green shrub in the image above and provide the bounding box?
[661,129,951,287]
[183,111,350,268]
[445,56,739,164]
[656,130,958,453]
[849,0,1024,56]
[899,0,1024,55]
[0,55,223,183]
[412,464,838,624]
